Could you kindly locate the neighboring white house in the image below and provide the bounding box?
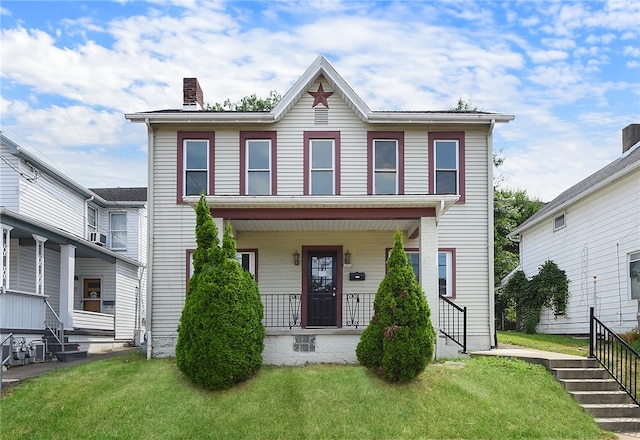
[0,134,147,357]
[510,124,640,335]
[125,55,513,364]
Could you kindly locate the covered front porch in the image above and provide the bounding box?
[188,194,463,363]
[1,211,144,352]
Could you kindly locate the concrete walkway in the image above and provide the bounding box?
[471,346,639,439]
[1,347,139,392]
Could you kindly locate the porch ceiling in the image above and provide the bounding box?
[184,194,459,233]
[228,218,418,232]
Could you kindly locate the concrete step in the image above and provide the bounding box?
[593,418,640,432]
[552,367,611,380]
[582,404,640,418]
[571,390,632,405]
[547,358,600,369]
[560,379,621,392]
[54,350,88,362]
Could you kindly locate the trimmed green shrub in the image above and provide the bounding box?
[176,195,265,390]
[356,230,435,381]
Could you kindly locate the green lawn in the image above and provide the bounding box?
[497,330,591,356]
[0,352,611,439]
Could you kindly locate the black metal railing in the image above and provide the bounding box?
[439,295,467,353]
[589,307,638,405]
[261,294,302,329]
[344,293,374,328]
[260,293,375,329]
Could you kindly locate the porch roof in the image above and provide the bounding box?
[0,208,144,266]
[184,194,459,232]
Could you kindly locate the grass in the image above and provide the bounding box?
[0,352,611,440]
[497,330,591,356]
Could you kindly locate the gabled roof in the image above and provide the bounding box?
[1,134,146,208]
[90,187,147,202]
[125,55,514,125]
[511,143,640,236]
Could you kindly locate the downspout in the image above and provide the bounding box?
[487,119,497,348]
[144,117,154,360]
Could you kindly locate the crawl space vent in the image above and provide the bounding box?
[293,335,316,352]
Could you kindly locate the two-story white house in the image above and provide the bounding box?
[126,56,513,363]
[0,134,147,360]
[510,124,640,335]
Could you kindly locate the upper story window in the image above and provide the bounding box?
[87,206,97,235]
[177,131,215,203]
[429,132,465,202]
[240,132,277,195]
[110,212,127,250]
[554,214,566,231]
[304,131,341,195]
[368,132,404,195]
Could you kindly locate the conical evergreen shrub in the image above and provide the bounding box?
[176,195,265,390]
[356,230,435,381]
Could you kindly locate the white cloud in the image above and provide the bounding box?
[0,0,637,201]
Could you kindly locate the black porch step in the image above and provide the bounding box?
[54,350,88,362]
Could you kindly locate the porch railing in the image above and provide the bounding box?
[438,295,467,353]
[0,333,14,394]
[589,307,638,405]
[260,293,375,329]
[44,299,64,347]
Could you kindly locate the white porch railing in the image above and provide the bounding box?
[0,289,45,330]
[72,310,115,331]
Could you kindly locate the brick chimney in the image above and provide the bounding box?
[622,123,640,153]
[183,78,204,110]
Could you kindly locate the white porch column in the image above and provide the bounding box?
[418,217,439,339]
[32,234,48,296]
[59,244,76,329]
[213,217,224,243]
[1,224,13,290]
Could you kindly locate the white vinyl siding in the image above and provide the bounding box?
[520,171,640,334]
[146,86,496,354]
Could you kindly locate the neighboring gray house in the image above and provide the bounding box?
[126,55,514,363]
[1,134,147,359]
[510,124,640,334]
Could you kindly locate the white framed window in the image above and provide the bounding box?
[187,249,258,286]
[87,206,97,235]
[438,250,455,297]
[434,140,459,195]
[406,251,420,281]
[310,139,335,195]
[110,213,127,250]
[184,139,209,196]
[246,139,271,195]
[374,139,398,195]
[236,250,257,279]
[630,252,640,300]
[554,214,566,231]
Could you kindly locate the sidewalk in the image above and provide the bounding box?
[1,347,139,392]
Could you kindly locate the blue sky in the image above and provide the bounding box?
[1,0,639,201]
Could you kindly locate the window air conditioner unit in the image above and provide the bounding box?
[89,232,107,246]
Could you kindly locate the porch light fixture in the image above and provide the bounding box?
[344,250,352,265]
[293,250,300,266]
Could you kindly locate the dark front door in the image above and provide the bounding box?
[307,251,338,326]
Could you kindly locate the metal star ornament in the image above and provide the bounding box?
[308,83,333,108]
